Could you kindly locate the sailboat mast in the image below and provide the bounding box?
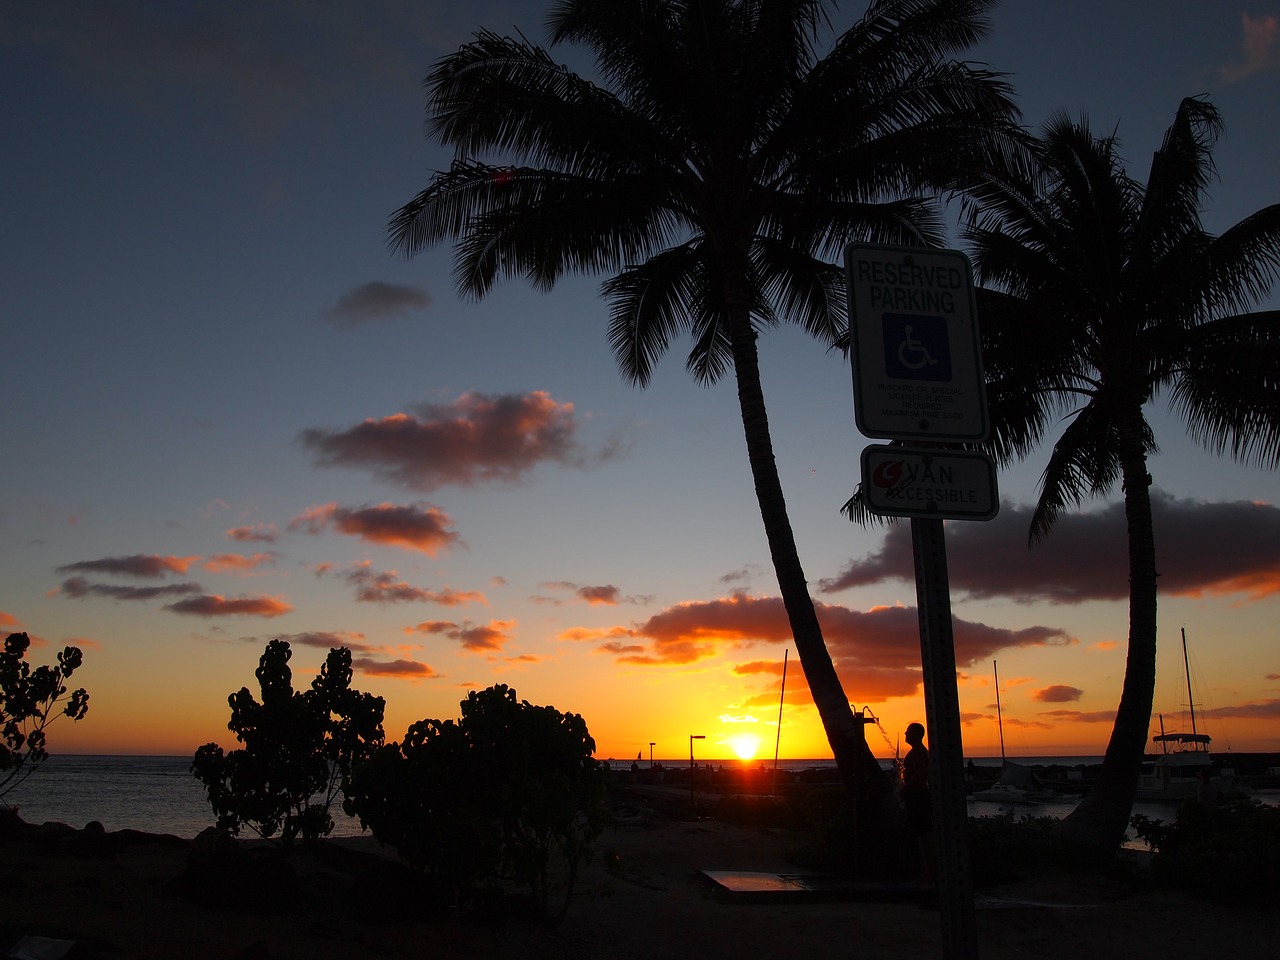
[1182,627,1198,738]
[770,649,787,796]
[994,660,1006,763]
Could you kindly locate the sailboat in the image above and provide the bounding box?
[971,660,1059,804]
[1135,628,1242,802]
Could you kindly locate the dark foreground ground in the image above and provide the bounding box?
[2,795,1275,960]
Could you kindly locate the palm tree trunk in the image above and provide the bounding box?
[1057,408,1158,856]
[719,297,895,849]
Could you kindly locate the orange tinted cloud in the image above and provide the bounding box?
[822,495,1280,604]
[57,554,198,577]
[299,391,598,491]
[270,630,379,653]
[1032,685,1084,703]
[1037,709,1117,724]
[406,618,515,652]
[226,523,279,543]
[1201,699,1280,720]
[164,594,292,618]
[290,502,460,555]
[579,593,1072,701]
[352,656,442,678]
[203,552,276,574]
[0,611,19,628]
[1219,13,1279,83]
[346,566,485,605]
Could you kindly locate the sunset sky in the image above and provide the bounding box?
[4,1,1279,764]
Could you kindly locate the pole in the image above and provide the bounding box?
[689,735,704,814]
[911,517,979,960]
[1181,628,1197,738]
[994,660,1005,764]
[771,649,788,796]
[649,742,655,769]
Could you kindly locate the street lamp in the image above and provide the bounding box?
[689,734,705,812]
[649,742,655,769]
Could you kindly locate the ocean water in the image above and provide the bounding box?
[7,754,1268,842]
[1,755,368,840]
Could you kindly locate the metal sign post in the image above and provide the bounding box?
[912,517,979,960]
[846,243,989,960]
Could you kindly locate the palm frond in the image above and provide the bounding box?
[602,246,702,387]
[1029,401,1125,542]
[752,239,846,346]
[840,484,896,528]
[1170,310,1280,468]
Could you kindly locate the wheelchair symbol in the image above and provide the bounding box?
[897,325,937,370]
[882,313,951,381]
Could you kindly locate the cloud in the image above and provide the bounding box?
[1218,13,1279,83]
[719,566,760,585]
[226,523,279,544]
[57,554,198,578]
[0,611,20,629]
[352,657,442,678]
[345,565,486,605]
[59,577,203,602]
[820,495,1280,604]
[269,630,379,653]
[299,391,612,491]
[322,281,431,327]
[203,552,277,574]
[732,659,786,677]
[164,594,293,618]
[1032,685,1084,703]
[290,502,461,555]
[573,592,1072,700]
[1200,698,1280,720]
[536,581,648,606]
[406,618,516,652]
[1036,709,1117,724]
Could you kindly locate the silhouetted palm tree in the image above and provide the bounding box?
[389,0,1018,805]
[965,96,1280,855]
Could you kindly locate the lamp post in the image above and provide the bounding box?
[648,742,655,769]
[689,734,705,813]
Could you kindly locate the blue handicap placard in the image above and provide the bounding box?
[881,313,952,382]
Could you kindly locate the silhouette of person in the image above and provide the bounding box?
[901,721,937,886]
[1196,768,1220,809]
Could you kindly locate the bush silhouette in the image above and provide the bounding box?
[1,632,90,799]
[346,684,606,923]
[192,640,385,844]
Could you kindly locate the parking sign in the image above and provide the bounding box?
[845,244,988,441]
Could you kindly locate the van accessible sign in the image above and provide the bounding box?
[845,244,988,441]
[860,445,999,521]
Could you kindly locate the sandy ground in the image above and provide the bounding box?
[2,797,1275,960]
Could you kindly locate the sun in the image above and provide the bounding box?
[727,734,762,761]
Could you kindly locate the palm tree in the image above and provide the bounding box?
[964,96,1280,856]
[389,0,1018,810]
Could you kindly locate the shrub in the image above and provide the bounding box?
[192,640,385,844]
[1131,798,1280,904]
[345,684,606,924]
[965,814,1066,885]
[1,632,89,799]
